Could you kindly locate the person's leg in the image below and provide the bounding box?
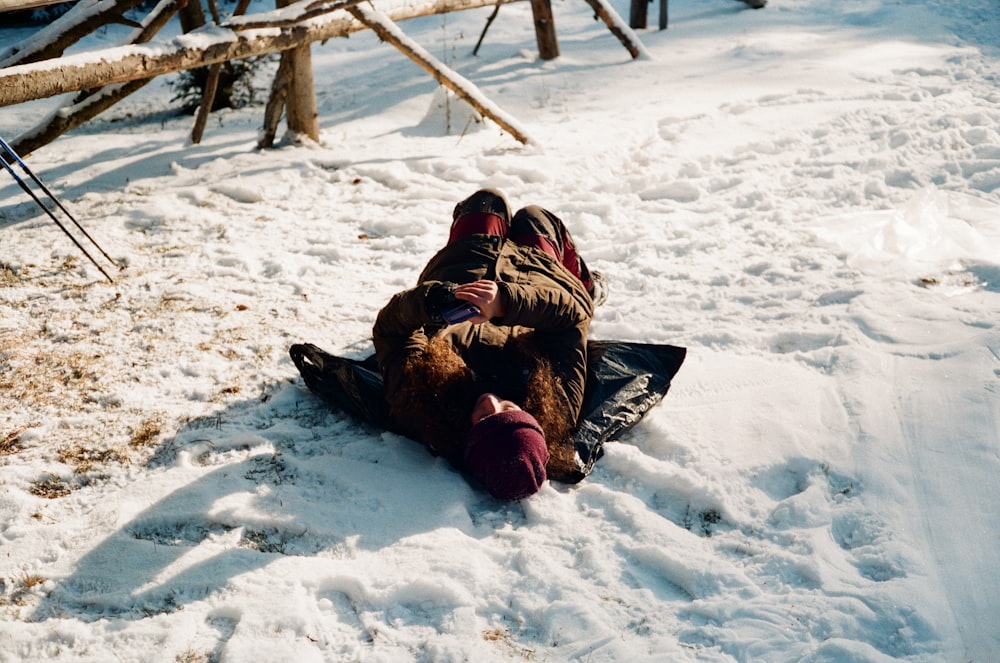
[448,188,511,245]
[508,205,595,292]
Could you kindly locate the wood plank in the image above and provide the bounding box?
[0,0,72,13]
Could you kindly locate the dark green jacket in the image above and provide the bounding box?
[373,234,593,449]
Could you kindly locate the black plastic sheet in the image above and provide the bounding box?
[289,340,686,483]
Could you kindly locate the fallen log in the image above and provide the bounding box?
[580,0,649,60]
[0,0,150,68]
[10,0,187,157]
[0,0,523,108]
[348,4,533,144]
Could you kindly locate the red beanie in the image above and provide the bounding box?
[464,410,549,500]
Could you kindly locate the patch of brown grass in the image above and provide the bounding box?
[57,445,130,474]
[19,573,45,590]
[129,417,163,449]
[0,572,48,608]
[0,263,20,286]
[28,477,74,499]
[483,627,535,660]
[1,428,25,456]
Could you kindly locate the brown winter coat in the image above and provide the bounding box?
[372,234,593,464]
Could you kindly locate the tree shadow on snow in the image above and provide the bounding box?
[968,261,1000,293]
[31,377,497,623]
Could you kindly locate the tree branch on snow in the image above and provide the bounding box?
[191,0,255,145]
[9,0,187,158]
[222,0,370,31]
[0,0,521,109]
[221,0,521,32]
[0,0,151,68]
[347,4,533,145]
[579,0,650,60]
[472,2,502,56]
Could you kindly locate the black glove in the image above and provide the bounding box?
[424,281,460,325]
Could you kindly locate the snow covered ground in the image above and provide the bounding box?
[1,0,999,660]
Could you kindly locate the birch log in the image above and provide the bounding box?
[0,0,522,108]
[348,5,533,144]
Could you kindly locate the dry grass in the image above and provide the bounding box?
[28,477,74,499]
[483,627,535,660]
[0,341,104,412]
[129,417,163,449]
[1,428,25,456]
[19,573,44,590]
[0,263,20,286]
[57,445,130,474]
[0,573,48,608]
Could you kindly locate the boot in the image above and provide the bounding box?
[453,188,511,225]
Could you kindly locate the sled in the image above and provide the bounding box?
[289,339,686,482]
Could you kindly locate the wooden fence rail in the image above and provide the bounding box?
[0,0,522,108]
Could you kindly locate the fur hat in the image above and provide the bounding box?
[464,410,548,500]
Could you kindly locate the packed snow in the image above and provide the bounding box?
[1,0,999,661]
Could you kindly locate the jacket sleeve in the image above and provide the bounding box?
[372,284,437,414]
[498,282,592,423]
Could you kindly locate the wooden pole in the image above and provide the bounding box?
[528,0,558,60]
[191,0,255,145]
[258,54,294,148]
[348,5,532,144]
[190,64,222,144]
[580,0,648,59]
[272,0,320,142]
[629,0,647,29]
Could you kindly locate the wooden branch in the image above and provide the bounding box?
[258,54,294,149]
[0,0,523,108]
[222,0,516,32]
[0,0,151,68]
[191,0,253,144]
[276,0,319,141]
[528,0,558,60]
[284,42,320,140]
[472,2,501,56]
[10,0,187,158]
[580,0,649,59]
[190,64,223,144]
[348,5,532,144]
[224,0,369,31]
[0,0,72,10]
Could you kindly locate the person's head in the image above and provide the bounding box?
[464,393,549,501]
[470,393,522,424]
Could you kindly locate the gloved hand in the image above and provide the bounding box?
[424,281,460,325]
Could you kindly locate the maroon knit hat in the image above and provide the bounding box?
[464,410,549,501]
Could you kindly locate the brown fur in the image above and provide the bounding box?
[393,336,579,477]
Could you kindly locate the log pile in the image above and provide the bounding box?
[0,0,647,155]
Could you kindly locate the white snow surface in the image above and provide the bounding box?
[1,0,999,661]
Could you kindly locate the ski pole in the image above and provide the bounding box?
[0,136,119,272]
[0,143,115,283]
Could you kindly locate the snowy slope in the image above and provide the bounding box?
[1,0,999,661]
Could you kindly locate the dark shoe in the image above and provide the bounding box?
[739,0,766,8]
[589,271,608,307]
[453,188,511,225]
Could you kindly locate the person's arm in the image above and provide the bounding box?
[495,281,593,332]
[495,281,592,424]
[372,284,438,413]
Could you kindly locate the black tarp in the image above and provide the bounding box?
[289,340,686,482]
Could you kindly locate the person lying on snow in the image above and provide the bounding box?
[372,189,608,501]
